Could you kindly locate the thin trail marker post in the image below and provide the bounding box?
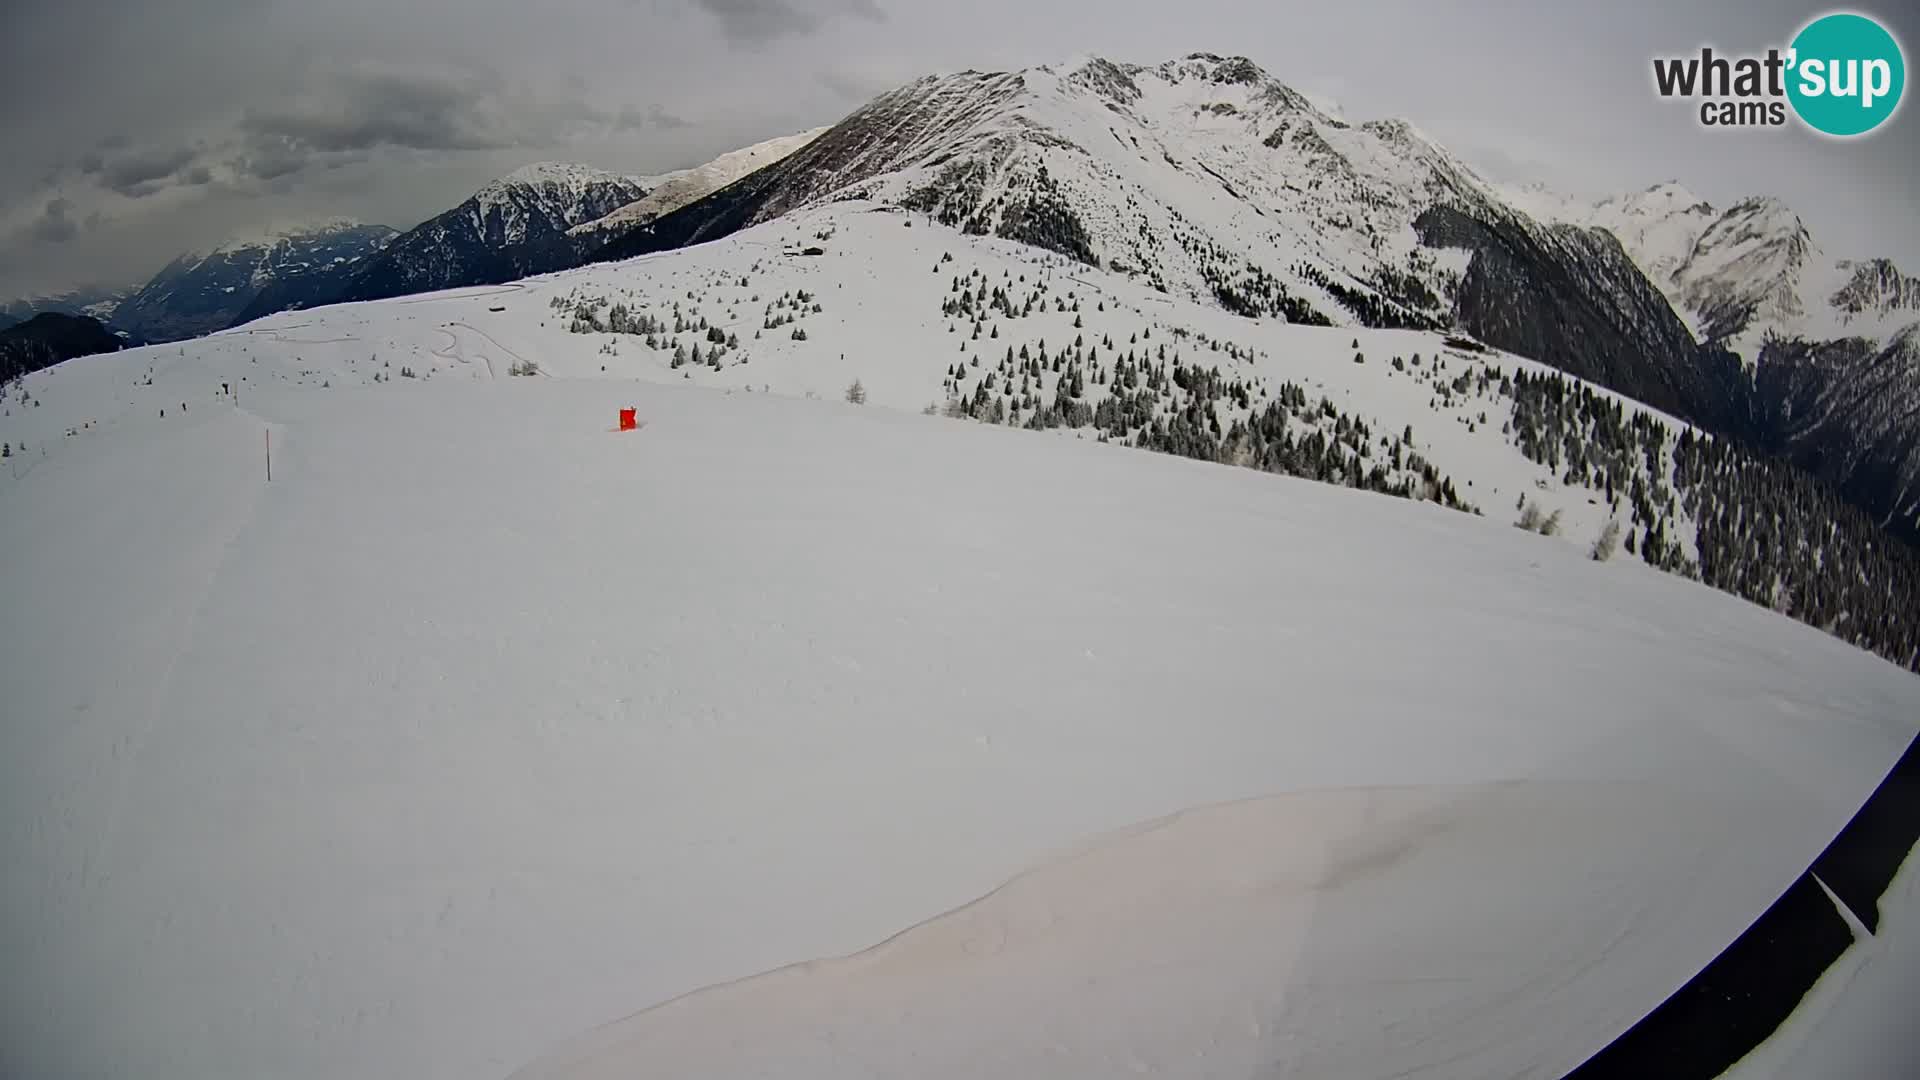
[265,429,271,482]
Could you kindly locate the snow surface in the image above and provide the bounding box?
[3,200,1918,1080]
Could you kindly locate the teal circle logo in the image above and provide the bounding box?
[1787,12,1906,136]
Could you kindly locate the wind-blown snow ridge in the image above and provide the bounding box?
[571,129,830,237]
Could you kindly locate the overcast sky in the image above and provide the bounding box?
[2,0,1914,297]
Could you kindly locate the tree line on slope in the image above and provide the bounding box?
[1505,369,1920,672]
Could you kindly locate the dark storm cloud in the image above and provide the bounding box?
[99,145,196,196]
[27,197,77,244]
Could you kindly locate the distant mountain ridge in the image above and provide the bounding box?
[113,221,398,342]
[0,312,125,385]
[1513,180,1920,357]
[1,286,135,327]
[329,164,649,305]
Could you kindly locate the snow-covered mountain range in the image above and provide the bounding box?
[0,285,136,328]
[329,164,649,305]
[111,220,398,342]
[600,55,1733,423]
[10,51,1920,531]
[584,53,1916,535]
[1512,180,1920,359]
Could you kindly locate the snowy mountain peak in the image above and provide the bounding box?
[203,217,385,258]
[475,163,646,217]
[1832,258,1920,318]
[1600,181,1714,218]
[1157,51,1273,86]
[1672,195,1818,342]
[460,162,651,240]
[1060,55,1146,104]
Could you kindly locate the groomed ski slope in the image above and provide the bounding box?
[3,365,1918,1079]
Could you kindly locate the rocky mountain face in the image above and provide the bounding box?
[1746,329,1920,529]
[0,313,125,385]
[332,164,648,304]
[112,222,397,342]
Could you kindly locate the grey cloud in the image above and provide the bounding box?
[242,68,516,154]
[232,137,311,182]
[693,0,820,45]
[690,0,886,45]
[181,164,214,186]
[227,64,606,186]
[650,106,694,130]
[28,198,78,244]
[615,104,695,131]
[98,134,132,150]
[816,67,896,101]
[100,145,196,195]
[77,151,104,175]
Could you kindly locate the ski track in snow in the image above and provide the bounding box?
[91,406,284,890]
